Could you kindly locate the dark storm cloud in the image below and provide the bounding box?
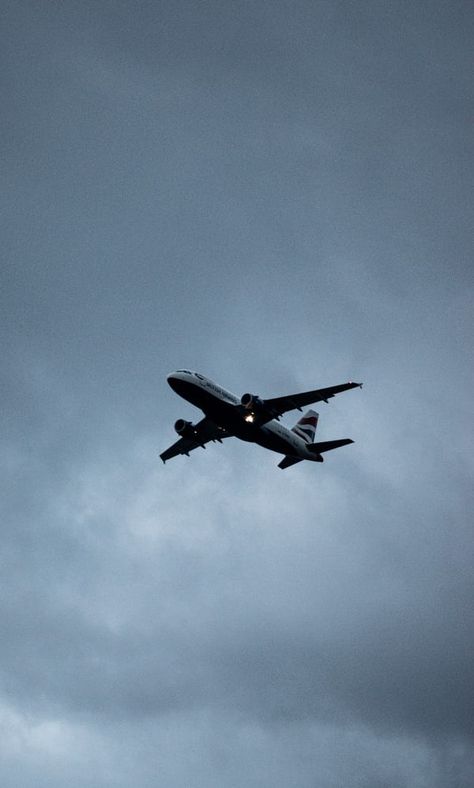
[1,1,473,786]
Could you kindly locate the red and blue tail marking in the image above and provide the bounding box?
[291,409,319,443]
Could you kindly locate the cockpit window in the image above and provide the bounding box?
[177,369,192,375]
[195,373,205,380]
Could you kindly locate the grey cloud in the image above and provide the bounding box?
[2,451,472,735]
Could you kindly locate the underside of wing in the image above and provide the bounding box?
[160,417,232,463]
[264,381,362,419]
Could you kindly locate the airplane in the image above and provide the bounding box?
[160,370,362,470]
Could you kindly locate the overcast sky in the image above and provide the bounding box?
[2,1,473,786]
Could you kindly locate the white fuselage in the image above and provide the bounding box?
[167,370,317,460]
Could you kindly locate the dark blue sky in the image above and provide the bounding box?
[2,2,473,785]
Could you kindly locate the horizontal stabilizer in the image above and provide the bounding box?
[308,439,353,454]
[278,455,303,470]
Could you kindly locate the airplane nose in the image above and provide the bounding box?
[167,373,181,393]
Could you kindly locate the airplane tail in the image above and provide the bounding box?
[291,409,319,443]
[307,438,354,454]
[278,455,303,470]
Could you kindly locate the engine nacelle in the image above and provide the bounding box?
[240,393,264,412]
[174,419,196,439]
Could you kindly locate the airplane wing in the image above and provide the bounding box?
[160,417,232,463]
[264,381,362,419]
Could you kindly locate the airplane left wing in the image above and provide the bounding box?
[263,381,362,420]
[160,417,232,463]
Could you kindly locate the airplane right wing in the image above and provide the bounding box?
[160,417,232,463]
[263,381,362,420]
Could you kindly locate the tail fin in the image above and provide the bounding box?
[292,409,319,443]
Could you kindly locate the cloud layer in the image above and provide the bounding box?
[2,1,473,785]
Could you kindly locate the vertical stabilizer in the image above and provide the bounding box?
[291,409,319,443]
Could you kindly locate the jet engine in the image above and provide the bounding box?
[174,419,196,439]
[240,393,266,423]
[240,393,264,411]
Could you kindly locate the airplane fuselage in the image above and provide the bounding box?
[167,370,320,461]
